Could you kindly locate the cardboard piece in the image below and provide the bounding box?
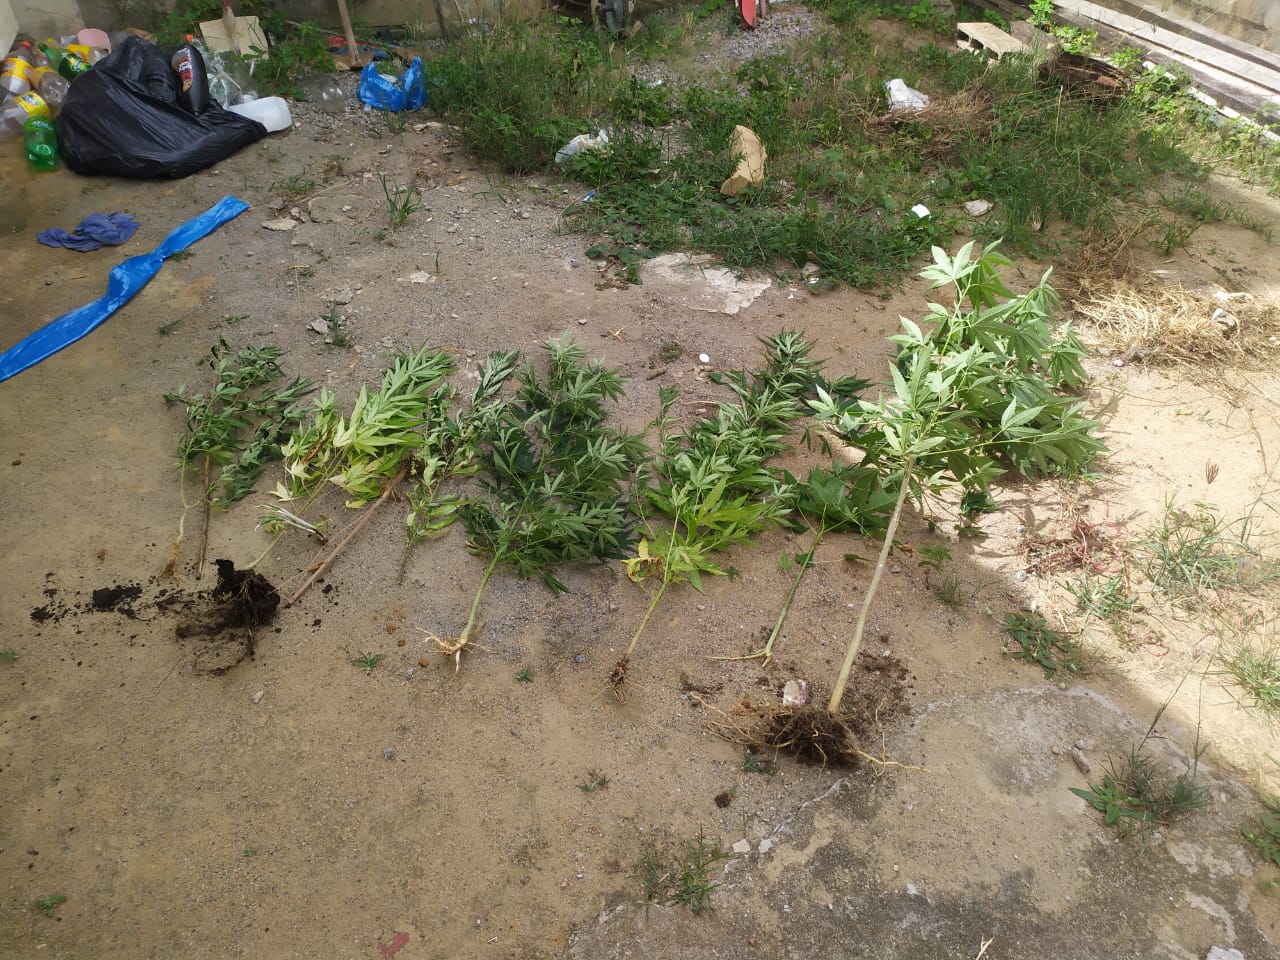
[199,15,269,57]
[720,125,767,197]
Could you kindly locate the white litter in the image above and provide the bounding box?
[885,78,929,112]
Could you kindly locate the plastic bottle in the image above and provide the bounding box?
[30,66,69,112]
[0,90,50,141]
[170,42,210,114]
[228,96,292,132]
[1,54,32,96]
[39,43,90,82]
[24,115,57,171]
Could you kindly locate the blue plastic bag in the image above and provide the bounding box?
[358,57,425,112]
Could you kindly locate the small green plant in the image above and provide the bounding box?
[269,171,318,199]
[1242,795,1280,876]
[351,651,384,672]
[1067,572,1137,637]
[1218,643,1280,718]
[585,241,655,285]
[1071,744,1209,839]
[1138,499,1278,600]
[1028,0,1054,29]
[577,768,610,792]
[0,648,17,662]
[158,318,183,336]
[916,544,952,573]
[378,172,423,229]
[515,667,534,683]
[169,250,194,262]
[1002,611,1085,682]
[382,109,410,136]
[34,894,66,918]
[906,0,949,33]
[222,313,247,326]
[630,831,733,915]
[740,751,776,776]
[1111,46,1143,73]
[933,571,965,607]
[658,340,684,363]
[243,847,258,858]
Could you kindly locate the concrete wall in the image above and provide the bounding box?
[9,0,91,39]
[1155,0,1278,54]
[1,0,19,53]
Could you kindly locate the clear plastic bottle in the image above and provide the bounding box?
[30,66,69,112]
[0,90,50,141]
[1,54,32,96]
[24,115,58,171]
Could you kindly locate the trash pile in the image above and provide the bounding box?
[1,25,293,178]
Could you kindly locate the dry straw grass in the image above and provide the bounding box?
[1067,275,1280,368]
[862,87,996,160]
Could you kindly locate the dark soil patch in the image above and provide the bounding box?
[726,652,911,767]
[175,559,280,674]
[91,584,143,616]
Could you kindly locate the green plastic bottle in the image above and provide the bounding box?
[24,115,58,172]
[38,42,90,82]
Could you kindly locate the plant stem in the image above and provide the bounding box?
[766,529,822,657]
[284,463,410,607]
[624,574,672,662]
[460,552,500,643]
[828,459,913,715]
[196,458,212,580]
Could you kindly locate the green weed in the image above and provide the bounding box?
[1066,572,1137,637]
[1002,611,1085,682]
[0,649,16,662]
[378,173,423,229]
[516,667,534,683]
[270,171,318,199]
[34,894,66,918]
[1137,500,1278,600]
[741,751,777,776]
[1218,643,1280,717]
[1242,796,1280,876]
[629,830,733,915]
[577,769,610,793]
[351,651,384,672]
[1071,748,1207,833]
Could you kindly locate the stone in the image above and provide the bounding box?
[964,199,993,217]
[732,839,752,855]
[261,218,297,232]
[720,125,766,197]
[308,195,374,224]
[1206,949,1245,960]
[758,838,774,854]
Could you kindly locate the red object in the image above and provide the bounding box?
[739,0,757,28]
[379,932,409,959]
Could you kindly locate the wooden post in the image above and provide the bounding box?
[336,0,362,67]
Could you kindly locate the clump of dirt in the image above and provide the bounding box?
[721,653,911,766]
[174,559,280,674]
[91,584,143,616]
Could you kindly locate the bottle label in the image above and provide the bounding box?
[2,56,31,83]
[15,91,50,119]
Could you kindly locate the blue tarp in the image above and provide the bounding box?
[0,195,249,383]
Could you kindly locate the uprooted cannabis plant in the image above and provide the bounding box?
[163,338,313,578]
[426,336,647,672]
[261,344,521,603]
[611,331,864,697]
[811,241,1103,721]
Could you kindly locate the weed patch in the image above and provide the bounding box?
[1002,611,1086,682]
[630,830,733,915]
[1137,500,1278,601]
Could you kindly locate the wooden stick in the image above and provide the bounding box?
[335,0,362,67]
[196,459,212,580]
[284,463,409,606]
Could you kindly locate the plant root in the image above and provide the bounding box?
[607,655,629,702]
[417,626,493,674]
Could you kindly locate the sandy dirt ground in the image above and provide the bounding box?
[3,12,1280,960]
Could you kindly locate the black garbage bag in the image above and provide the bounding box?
[56,36,268,179]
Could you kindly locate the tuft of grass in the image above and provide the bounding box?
[1066,571,1137,638]
[1137,500,1278,600]
[932,571,965,607]
[269,171,318,199]
[378,173,423,229]
[629,830,734,915]
[577,768,610,793]
[1071,745,1209,841]
[1218,643,1280,717]
[34,894,66,918]
[740,751,776,776]
[657,340,684,363]
[515,666,534,683]
[1002,611,1086,683]
[351,651,384,673]
[0,648,17,662]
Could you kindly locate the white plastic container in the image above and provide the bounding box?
[228,95,292,133]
